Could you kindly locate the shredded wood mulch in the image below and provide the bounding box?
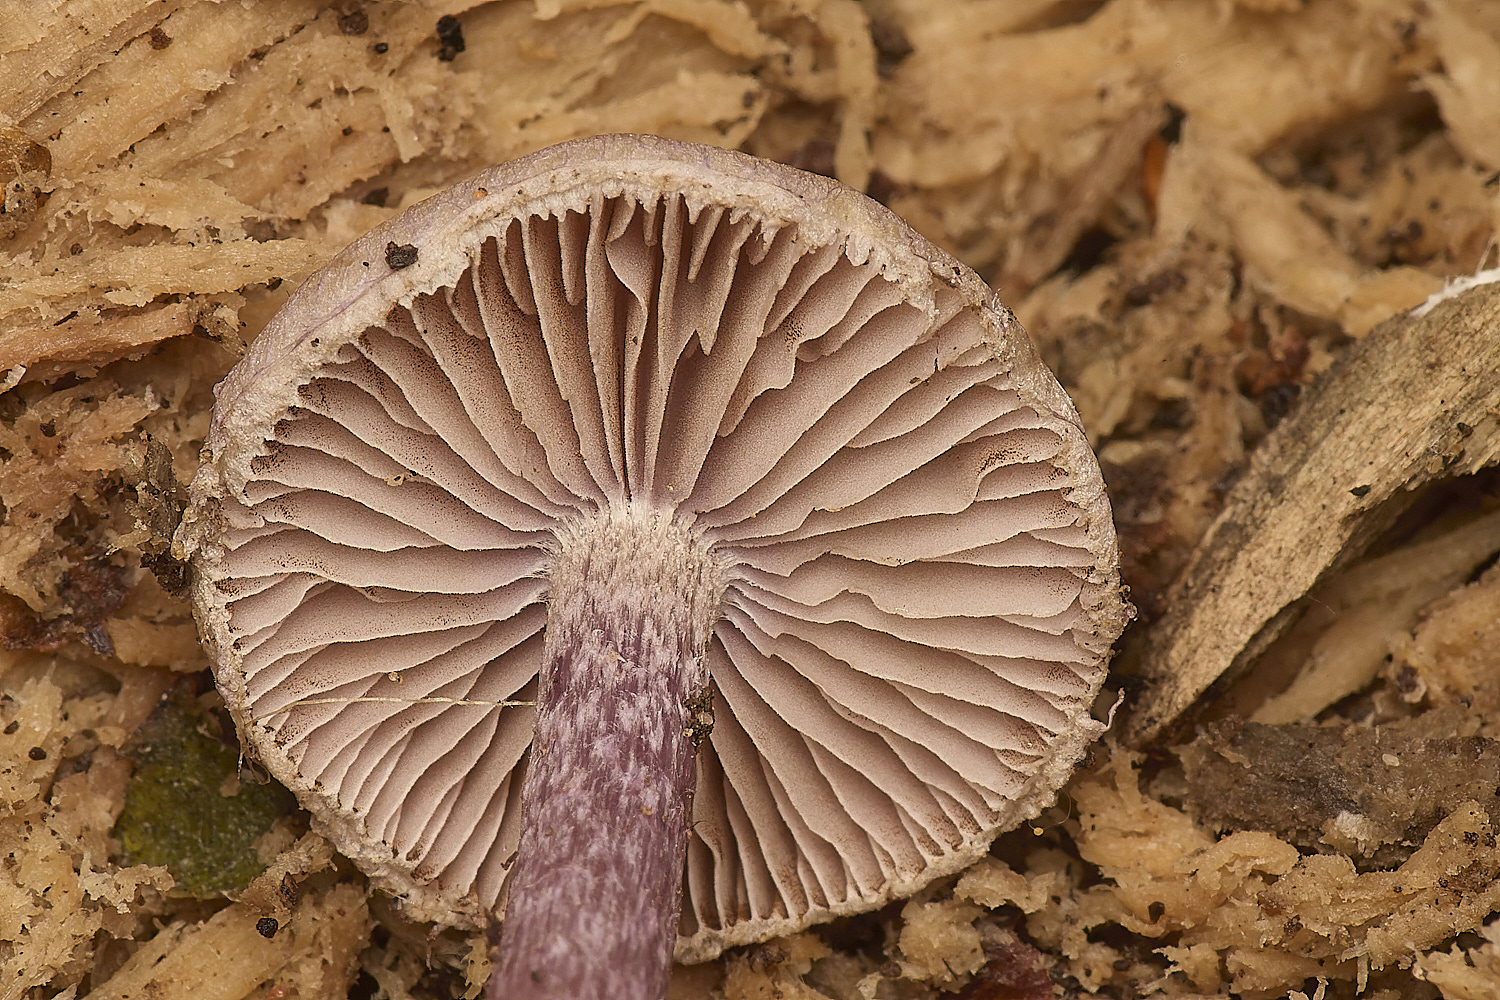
[2,2,1498,998]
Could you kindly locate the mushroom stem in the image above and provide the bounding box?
[490,503,725,1000]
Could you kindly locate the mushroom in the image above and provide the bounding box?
[178,134,1127,999]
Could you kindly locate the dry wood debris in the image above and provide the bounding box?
[2,2,1499,998]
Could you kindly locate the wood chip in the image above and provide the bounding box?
[1125,282,1500,745]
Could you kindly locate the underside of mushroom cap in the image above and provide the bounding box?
[178,134,1128,961]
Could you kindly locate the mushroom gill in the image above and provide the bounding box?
[179,134,1128,1000]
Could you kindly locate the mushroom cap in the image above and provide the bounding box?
[178,134,1127,960]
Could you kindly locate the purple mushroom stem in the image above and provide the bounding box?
[489,504,725,1000]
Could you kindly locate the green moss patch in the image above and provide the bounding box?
[116,701,295,897]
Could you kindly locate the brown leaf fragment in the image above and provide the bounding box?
[119,437,189,594]
[0,125,52,177]
[952,929,1054,1000]
[0,556,131,655]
